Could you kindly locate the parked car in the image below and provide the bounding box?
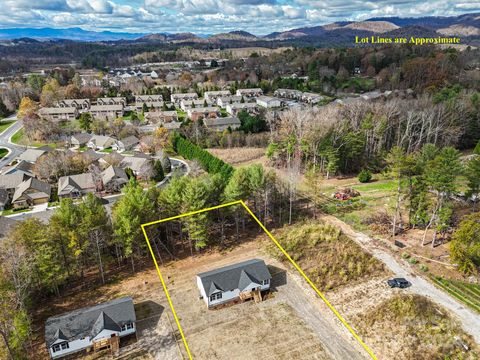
[387,278,410,288]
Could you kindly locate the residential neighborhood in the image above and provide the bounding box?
[0,7,478,360]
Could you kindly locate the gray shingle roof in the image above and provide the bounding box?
[204,117,240,128]
[101,166,128,185]
[58,173,95,195]
[197,259,271,296]
[45,296,136,347]
[0,173,29,190]
[12,178,51,202]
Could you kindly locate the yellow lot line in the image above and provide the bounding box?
[141,200,377,360]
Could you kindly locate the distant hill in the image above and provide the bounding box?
[0,12,477,45]
[0,27,145,41]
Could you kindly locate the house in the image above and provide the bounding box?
[81,149,104,164]
[16,148,48,163]
[274,88,303,100]
[204,90,231,103]
[58,173,96,198]
[216,95,242,108]
[102,166,129,193]
[225,102,258,116]
[134,95,163,111]
[301,92,323,104]
[87,135,116,151]
[56,99,91,110]
[45,297,136,359]
[39,107,78,121]
[236,88,263,98]
[204,117,241,131]
[12,178,51,208]
[180,99,211,111]
[6,160,35,177]
[96,97,127,107]
[70,133,92,148]
[89,105,124,119]
[256,96,282,108]
[144,110,178,124]
[112,136,140,152]
[196,259,271,308]
[170,92,198,105]
[150,70,159,79]
[0,173,30,202]
[187,107,220,121]
[162,121,182,131]
[119,156,151,177]
[99,152,124,168]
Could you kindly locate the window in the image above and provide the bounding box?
[121,323,134,331]
[52,342,69,353]
[209,292,222,301]
[262,279,270,285]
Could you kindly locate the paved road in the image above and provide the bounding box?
[0,115,25,169]
[325,215,480,345]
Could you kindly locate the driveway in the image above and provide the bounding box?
[0,115,25,169]
[324,215,480,344]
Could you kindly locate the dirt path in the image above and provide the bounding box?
[323,215,480,344]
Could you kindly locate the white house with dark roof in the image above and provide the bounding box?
[196,259,271,308]
[45,297,136,359]
[236,88,263,98]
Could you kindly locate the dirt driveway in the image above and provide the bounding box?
[159,240,369,360]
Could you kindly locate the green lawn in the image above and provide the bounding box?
[0,148,8,159]
[0,120,15,133]
[11,128,58,148]
[432,277,480,313]
[99,147,113,153]
[1,207,30,216]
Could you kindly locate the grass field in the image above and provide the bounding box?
[432,277,480,313]
[0,120,15,133]
[355,293,479,360]
[11,128,58,148]
[0,148,8,158]
[268,222,387,291]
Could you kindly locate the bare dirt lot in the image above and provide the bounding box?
[159,239,369,360]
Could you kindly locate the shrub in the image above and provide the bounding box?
[408,257,418,264]
[420,264,429,272]
[358,169,372,183]
[402,252,410,259]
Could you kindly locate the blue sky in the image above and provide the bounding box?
[0,0,478,35]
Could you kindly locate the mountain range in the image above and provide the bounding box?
[0,13,478,43]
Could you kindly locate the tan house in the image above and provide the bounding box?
[170,93,198,105]
[204,117,241,131]
[225,102,258,116]
[135,95,163,110]
[216,95,242,108]
[39,107,78,121]
[89,105,124,119]
[56,99,91,110]
[204,90,231,103]
[96,97,127,107]
[236,88,263,98]
[187,107,220,121]
[58,173,97,198]
[87,135,116,150]
[145,110,178,124]
[102,166,129,193]
[180,99,210,111]
[16,148,49,163]
[12,178,51,208]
